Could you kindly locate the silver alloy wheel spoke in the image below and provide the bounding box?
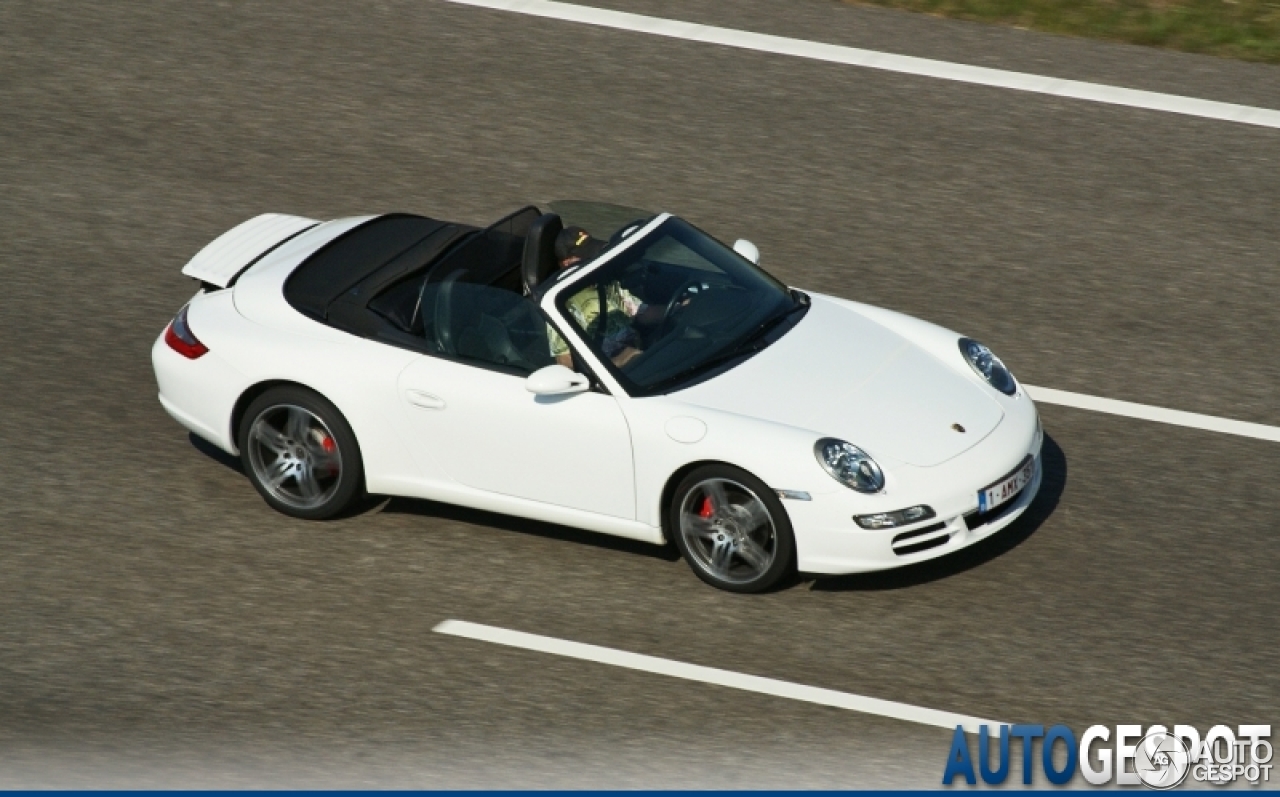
[303,432,330,457]
[709,538,735,576]
[736,536,769,570]
[296,466,321,500]
[683,515,718,539]
[253,422,290,454]
[286,407,310,441]
[264,458,293,489]
[741,500,771,533]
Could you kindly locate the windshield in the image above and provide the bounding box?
[547,200,653,243]
[554,216,806,396]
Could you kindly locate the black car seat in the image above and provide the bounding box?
[521,213,563,295]
[432,269,467,355]
[467,314,530,370]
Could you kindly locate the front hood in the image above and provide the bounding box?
[676,295,1004,467]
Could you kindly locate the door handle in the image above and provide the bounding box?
[405,390,446,410]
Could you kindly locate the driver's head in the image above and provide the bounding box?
[554,226,604,269]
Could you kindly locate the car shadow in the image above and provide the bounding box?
[188,430,1066,586]
[188,432,413,520]
[380,497,683,562]
[807,433,1067,592]
[189,431,671,546]
[189,432,243,474]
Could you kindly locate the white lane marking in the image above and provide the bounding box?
[434,619,1003,734]
[444,0,1280,130]
[441,3,1280,441]
[1026,385,1280,443]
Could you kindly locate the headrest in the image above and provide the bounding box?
[521,213,563,294]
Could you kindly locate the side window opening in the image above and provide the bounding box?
[368,274,427,335]
[373,270,556,375]
[422,275,554,375]
[368,211,556,376]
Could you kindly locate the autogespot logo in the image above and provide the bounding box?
[1134,730,1191,789]
[942,723,1273,787]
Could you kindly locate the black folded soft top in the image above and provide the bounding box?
[283,214,470,321]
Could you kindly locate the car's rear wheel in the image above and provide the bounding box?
[238,386,364,520]
[669,464,795,593]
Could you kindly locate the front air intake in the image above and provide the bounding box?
[891,522,949,556]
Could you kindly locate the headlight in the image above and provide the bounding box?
[958,338,1016,395]
[814,438,884,493]
[853,505,935,529]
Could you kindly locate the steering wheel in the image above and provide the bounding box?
[660,277,709,336]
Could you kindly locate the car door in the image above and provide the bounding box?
[395,279,635,520]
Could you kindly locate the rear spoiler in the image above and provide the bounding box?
[181,213,319,289]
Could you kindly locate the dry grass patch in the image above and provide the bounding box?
[845,0,1280,62]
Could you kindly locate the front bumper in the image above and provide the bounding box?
[786,395,1043,575]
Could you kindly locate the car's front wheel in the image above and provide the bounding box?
[669,464,795,593]
[237,386,364,520]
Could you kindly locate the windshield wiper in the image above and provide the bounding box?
[731,293,809,354]
[647,346,759,394]
[650,293,809,393]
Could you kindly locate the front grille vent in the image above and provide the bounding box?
[891,522,949,556]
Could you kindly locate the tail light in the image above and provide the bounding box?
[164,305,208,359]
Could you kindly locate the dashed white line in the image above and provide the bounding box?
[444,0,1280,130]
[1026,385,1280,443]
[434,619,1003,734]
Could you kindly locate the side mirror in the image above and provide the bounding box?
[733,239,760,265]
[526,364,590,396]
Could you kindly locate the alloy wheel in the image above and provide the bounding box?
[245,404,343,511]
[678,477,778,585]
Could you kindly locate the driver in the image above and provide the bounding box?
[547,227,650,369]
[555,226,605,271]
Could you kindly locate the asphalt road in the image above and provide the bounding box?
[0,0,1277,787]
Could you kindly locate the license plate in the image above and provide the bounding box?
[978,456,1035,513]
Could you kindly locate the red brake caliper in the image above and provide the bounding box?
[318,434,338,474]
[697,495,715,518]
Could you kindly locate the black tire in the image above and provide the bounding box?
[237,386,365,520]
[668,464,795,593]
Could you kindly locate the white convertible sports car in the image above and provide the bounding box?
[153,201,1041,592]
